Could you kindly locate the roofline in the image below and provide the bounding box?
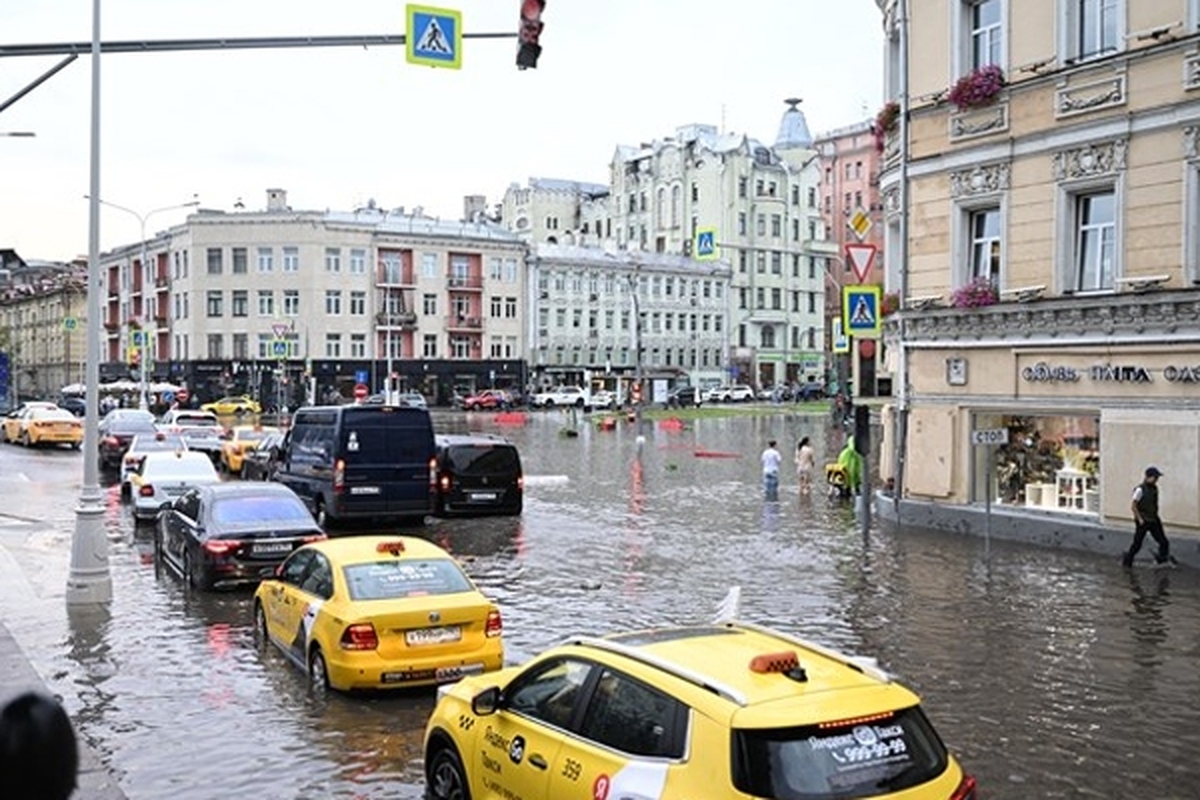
[567,635,748,706]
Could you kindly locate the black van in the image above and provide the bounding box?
[276,405,436,526]
[434,434,523,517]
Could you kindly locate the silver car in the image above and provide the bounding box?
[130,450,221,522]
[121,432,190,498]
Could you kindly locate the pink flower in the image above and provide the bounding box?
[948,65,1005,111]
[951,276,999,308]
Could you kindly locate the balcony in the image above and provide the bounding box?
[446,316,483,332]
[885,287,1200,344]
[447,275,483,291]
[376,311,418,329]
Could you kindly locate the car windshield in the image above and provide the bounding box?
[110,418,160,435]
[31,409,75,421]
[343,558,472,601]
[731,705,948,800]
[444,444,519,475]
[211,494,312,525]
[131,435,186,453]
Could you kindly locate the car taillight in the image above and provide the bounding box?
[485,609,503,638]
[439,474,451,492]
[138,485,154,497]
[950,774,977,800]
[428,457,438,488]
[203,540,243,556]
[340,623,378,650]
[516,474,524,490]
[333,458,345,492]
[302,534,327,543]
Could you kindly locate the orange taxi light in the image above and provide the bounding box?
[749,651,801,674]
[376,541,406,555]
[817,710,895,730]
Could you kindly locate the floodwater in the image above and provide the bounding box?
[2,408,1199,799]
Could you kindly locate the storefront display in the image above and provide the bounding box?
[973,413,1100,514]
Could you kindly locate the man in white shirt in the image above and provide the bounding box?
[761,440,782,501]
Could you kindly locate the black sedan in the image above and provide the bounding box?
[155,483,325,591]
[97,409,159,471]
[241,430,285,482]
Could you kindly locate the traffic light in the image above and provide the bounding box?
[516,0,545,69]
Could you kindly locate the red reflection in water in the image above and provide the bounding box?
[207,623,232,659]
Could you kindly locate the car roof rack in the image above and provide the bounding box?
[727,621,891,682]
[567,635,747,706]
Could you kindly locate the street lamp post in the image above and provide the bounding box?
[85,195,199,410]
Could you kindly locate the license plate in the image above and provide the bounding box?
[436,663,485,682]
[350,486,381,495]
[252,542,293,555]
[405,625,462,646]
[470,492,498,501]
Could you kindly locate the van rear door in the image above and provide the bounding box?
[338,407,435,518]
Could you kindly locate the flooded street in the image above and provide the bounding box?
[3,409,1200,798]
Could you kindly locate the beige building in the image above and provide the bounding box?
[500,179,611,247]
[0,259,87,401]
[99,189,528,405]
[878,0,1200,539]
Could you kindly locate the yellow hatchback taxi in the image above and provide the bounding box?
[424,622,976,800]
[220,424,279,474]
[253,536,504,693]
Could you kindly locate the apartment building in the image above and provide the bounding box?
[0,258,87,402]
[99,189,528,406]
[878,0,1200,537]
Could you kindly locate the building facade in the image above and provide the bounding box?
[501,178,610,248]
[814,121,890,397]
[0,262,87,403]
[878,0,1200,537]
[99,189,529,407]
[527,243,732,395]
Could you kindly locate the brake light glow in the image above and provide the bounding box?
[138,484,154,497]
[749,651,801,674]
[439,474,451,492]
[203,540,243,556]
[428,456,437,489]
[376,541,406,555]
[333,458,345,492]
[950,774,977,800]
[517,474,524,490]
[303,534,327,543]
[485,609,503,638]
[817,710,895,729]
[340,623,378,650]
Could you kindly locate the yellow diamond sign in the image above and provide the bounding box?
[848,207,871,240]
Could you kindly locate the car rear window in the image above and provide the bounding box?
[342,558,472,601]
[731,706,949,799]
[144,457,217,481]
[443,444,519,475]
[211,494,312,525]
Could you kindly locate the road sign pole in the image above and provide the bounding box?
[985,452,992,553]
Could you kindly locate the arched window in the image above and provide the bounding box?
[656,187,666,228]
[670,185,681,228]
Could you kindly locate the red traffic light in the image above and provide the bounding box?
[516,0,545,70]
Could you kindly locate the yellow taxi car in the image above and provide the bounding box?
[200,395,262,416]
[3,406,84,448]
[219,424,279,474]
[424,622,976,800]
[253,536,504,693]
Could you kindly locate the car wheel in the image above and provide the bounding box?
[183,549,208,591]
[308,647,329,694]
[314,498,328,529]
[427,745,471,800]
[253,602,270,652]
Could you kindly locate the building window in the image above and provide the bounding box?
[423,334,438,358]
[206,248,222,275]
[206,291,223,318]
[738,176,748,198]
[970,0,1002,68]
[771,214,781,237]
[325,333,342,358]
[504,259,518,283]
[283,246,299,273]
[691,183,698,202]
[422,253,437,278]
[450,335,472,359]
[283,290,299,316]
[231,290,248,317]
[771,251,782,274]
[738,212,747,236]
[756,287,765,309]
[207,334,223,359]
[671,185,681,227]
[325,248,341,273]
[350,334,366,358]
[806,187,816,207]
[1060,0,1123,62]
[757,215,766,236]
[258,290,274,317]
[756,251,766,273]
[349,249,366,275]
[505,297,517,318]
[969,207,1002,284]
[232,333,248,359]
[325,291,342,315]
[490,296,502,318]
[974,413,1099,511]
[423,293,437,315]
[761,325,776,349]
[257,247,273,273]
[232,247,247,274]
[1072,190,1116,291]
[350,291,366,315]
[770,288,782,309]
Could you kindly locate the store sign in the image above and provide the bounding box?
[1020,362,1200,384]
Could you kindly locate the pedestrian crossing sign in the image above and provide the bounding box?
[843,285,882,338]
[406,4,462,69]
[694,228,718,261]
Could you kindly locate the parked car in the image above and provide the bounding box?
[2,406,82,448]
[276,404,436,526]
[177,426,225,466]
[219,425,279,474]
[97,409,159,471]
[395,391,429,410]
[530,385,589,408]
[58,396,88,417]
[423,621,976,800]
[241,430,286,482]
[433,434,523,517]
[253,535,504,692]
[727,384,756,402]
[160,409,221,430]
[129,450,221,523]
[120,431,190,498]
[665,385,702,409]
[460,389,511,412]
[200,395,262,416]
[702,385,731,403]
[588,389,619,410]
[155,482,325,590]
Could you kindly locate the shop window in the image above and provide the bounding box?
[974,413,1100,513]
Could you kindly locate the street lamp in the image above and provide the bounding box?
[84,194,199,410]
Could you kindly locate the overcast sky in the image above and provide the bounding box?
[1,1,885,261]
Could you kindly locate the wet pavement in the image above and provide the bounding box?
[2,408,1200,798]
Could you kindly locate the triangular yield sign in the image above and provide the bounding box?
[846,243,877,284]
[272,322,290,338]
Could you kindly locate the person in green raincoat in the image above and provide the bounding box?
[836,436,863,498]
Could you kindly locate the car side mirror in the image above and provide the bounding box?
[470,686,502,716]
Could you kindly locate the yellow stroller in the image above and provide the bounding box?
[825,463,850,498]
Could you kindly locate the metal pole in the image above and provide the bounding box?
[892,0,912,517]
[67,0,111,606]
[138,229,149,410]
[985,447,992,550]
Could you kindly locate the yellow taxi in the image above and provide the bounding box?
[3,406,84,448]
[424,621,976,800]
[219,424,279,474]
[200,395,262,416]
[253,536,504,693]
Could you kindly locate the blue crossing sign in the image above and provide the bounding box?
[271,339,289,359]
[406,4,462,69]
[843,285,882,338]
[694,228,718,261]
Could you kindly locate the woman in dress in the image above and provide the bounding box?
[795,436,815,495]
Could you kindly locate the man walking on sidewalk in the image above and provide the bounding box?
[1123,466,1177,568]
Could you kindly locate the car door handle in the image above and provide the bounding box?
[528,754,547,770]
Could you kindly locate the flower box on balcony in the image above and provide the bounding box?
[951,276,999,309]
[948,65,1005,111]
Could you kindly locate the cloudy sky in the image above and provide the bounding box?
[1,1,885,261]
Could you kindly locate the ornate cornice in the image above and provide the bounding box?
[1055,75,1126,119]
[1186,126,1200,161]
[1053,139,1128,183]
[882,186,901,221]
[1186,53,1200,92]
[949,162,1011,198]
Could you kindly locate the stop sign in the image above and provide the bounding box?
[354,383,369,401]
